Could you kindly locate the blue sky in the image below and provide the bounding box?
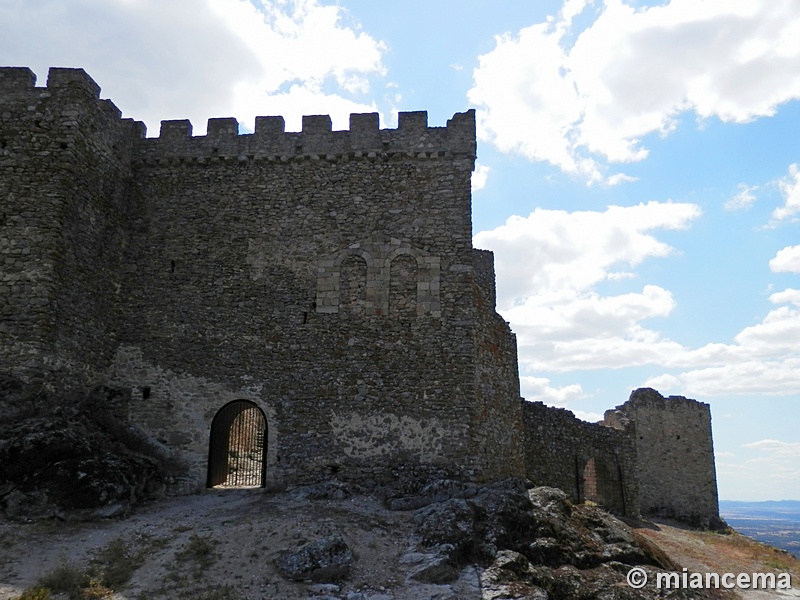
[2,0,799,501]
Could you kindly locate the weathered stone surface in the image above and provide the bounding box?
[274,534,355,582]
[384,477,478,511]
[410,482,719,599]
[480,551,548,600]
[0,384,168,520]
[293,479,353,501]
[414,479,542,562]
[414,498,479,557]
[0,66,529,494]
[407,553,459,584]
[605,388,725,529]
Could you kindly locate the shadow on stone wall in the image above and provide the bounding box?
[0,375,186,520]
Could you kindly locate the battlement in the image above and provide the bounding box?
[0,66,103,98]
[0,67,476,162]
[138,109,475,162]
[0,66,146,139]
[0,66,37,90]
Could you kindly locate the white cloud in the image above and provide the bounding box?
[769,244,800,273]
[742,439,800,457]
[468,0,800,181]
[230,81,377,132]
[717,441,800,500]
[769,288,800,306]
[607,173,639,186]
[0,0,386,134]
[724,184,758,211]
[520,376,585,404]
[771,164,800,222]
[731,305,800,355]
[644,292,800,396]
[647,358,800,397]
[474,201,700,308]
[474,201,700,371]
[477,197,800,389]
[208,0,385,130]
[471,164,491,192]
[572,410,605,423]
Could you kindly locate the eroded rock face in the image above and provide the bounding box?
[274,534,355,582]
[414,479,551,563]
[0,382,170,520]
[412,479,718,600]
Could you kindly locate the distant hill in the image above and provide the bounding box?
[719,500,800,558]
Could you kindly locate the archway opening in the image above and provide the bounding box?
[582,456,625,514]
[207,400,267,488]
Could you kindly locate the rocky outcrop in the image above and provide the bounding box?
[412,479,718,599]
[0,380,176,520]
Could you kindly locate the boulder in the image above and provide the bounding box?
[407,553,459,584]
[274,534,354,582]
[385,478,478,511]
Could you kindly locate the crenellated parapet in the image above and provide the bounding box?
[0,66,147,139]
[135,109,476,163]
[0,66,475,163]
[0,66,37,91]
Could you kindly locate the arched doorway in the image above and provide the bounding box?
[582,456,626,514]
[207,400,267,488]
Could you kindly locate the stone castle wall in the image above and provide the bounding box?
[0,66,523,489]
[112,105,490,486]
[472,250,526,478]
[0,66,721,526]
[522,401,639,517]
[0,67,141,390]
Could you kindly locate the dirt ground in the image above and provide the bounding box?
[637,518,800,600]
[0,488,481,600]
[1,489,799,600]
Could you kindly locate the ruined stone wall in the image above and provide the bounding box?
[472,249,496,309]
[522,401,639,517]
[606,388,721,527]
[0,67,141,393]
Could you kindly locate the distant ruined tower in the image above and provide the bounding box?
[604,388,722,528]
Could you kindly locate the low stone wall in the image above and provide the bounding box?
[522,401,639,517]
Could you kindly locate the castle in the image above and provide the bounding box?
[0,67,721,527]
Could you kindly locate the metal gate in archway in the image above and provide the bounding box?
[582,456,626,514]
[207,400,267,488]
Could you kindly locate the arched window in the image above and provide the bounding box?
[207,400,267,488]
[389,254,417,317]
[339,254,368,316]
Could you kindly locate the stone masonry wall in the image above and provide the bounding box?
[0,67,141,393]
[471,249,525,480]
[522,401,639,517]
[605,388,721,527]
[0,69,520,489]
[0,67,721,516]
